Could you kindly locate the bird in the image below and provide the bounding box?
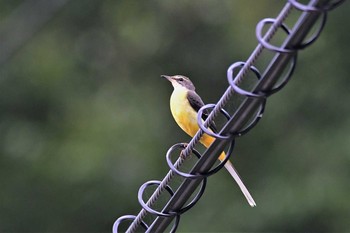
[162,74,256,207]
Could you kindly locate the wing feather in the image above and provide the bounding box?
[187,91,217,132]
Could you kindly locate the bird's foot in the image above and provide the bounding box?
[180,143,189,158]
[181,142,189,148]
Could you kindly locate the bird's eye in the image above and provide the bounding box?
[178,78,184,82]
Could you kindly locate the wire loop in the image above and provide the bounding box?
[164,137,234,214]
[167,141,236,177]
[201,138,235,176]
[231,102,265,137]
[137,180,181,233]
[227,62,266,136]
[166,143,206,179]
[255,18,299,95]
[197,104,233,140]
[227,62,265,98]
[256,18,294,54]
[288,0,344,52]
[288,0,345,12]
[293,13,327,49]
[113,215,149,233]
[263,53,298,96]
[138,180,177,218]
[194,104,237,173]
[169,140,235,178]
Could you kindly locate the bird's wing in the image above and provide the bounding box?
[187,90,217,132]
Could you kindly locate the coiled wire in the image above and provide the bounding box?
[113,0,345,232]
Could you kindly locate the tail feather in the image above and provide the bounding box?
[200,134,256,207]
[224,160,256,207]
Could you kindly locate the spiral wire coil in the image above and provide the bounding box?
[114,0,345,232]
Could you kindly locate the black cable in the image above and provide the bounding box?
[114,0,345,232]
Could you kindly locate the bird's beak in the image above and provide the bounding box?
[161,75,172,81]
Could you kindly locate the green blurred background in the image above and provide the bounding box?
[0,0,349,232]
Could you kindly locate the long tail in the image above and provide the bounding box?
[223,158,256,207]
[201,134,256,207]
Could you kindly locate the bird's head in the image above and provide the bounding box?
[161,75,195,91]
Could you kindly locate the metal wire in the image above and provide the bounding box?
[113,0,345,232]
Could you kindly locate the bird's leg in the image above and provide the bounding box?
[180,143,189,159]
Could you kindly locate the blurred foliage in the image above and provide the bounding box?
[0,0,349,232]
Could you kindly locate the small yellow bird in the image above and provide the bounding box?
[163,74,256,207]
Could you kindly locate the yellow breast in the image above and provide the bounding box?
[170,88,200,137]
[169,86,218,151]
